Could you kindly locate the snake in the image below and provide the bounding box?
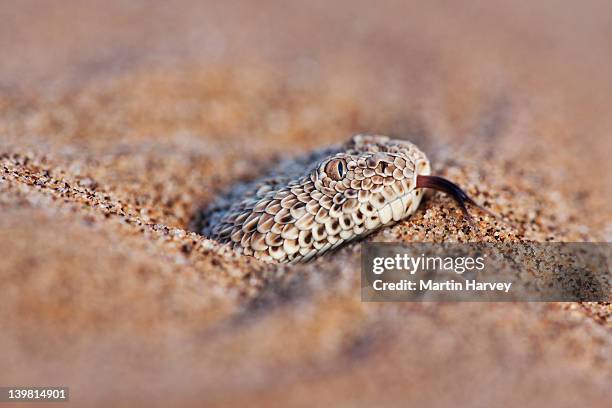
[199,134,489,263]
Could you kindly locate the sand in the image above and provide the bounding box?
[1,1,611,406]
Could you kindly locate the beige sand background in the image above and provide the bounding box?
[1,1,611,406]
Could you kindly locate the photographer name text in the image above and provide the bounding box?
[372,279,512,293]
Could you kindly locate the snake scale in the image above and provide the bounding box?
[200,135,487,263]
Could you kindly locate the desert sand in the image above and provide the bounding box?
[1,1,611,406]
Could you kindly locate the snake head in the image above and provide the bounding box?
[308,134,432,245]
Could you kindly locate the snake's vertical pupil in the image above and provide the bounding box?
[337,161,345,178]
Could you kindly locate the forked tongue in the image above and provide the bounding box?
[416,175,495,226]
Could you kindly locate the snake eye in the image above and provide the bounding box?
[325,159,347,181]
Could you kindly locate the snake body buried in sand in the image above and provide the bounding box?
[199,135,490,263]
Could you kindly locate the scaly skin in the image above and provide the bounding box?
[201,134,435,263]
